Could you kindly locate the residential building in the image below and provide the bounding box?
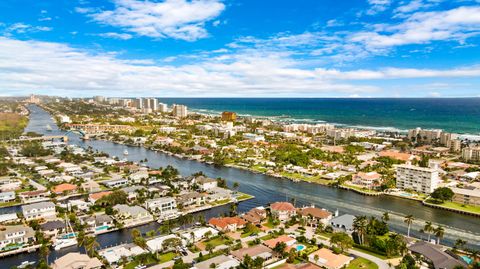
[0,224,35,251]
[408,241,467,269]
[297,206,332,226]
[242,207,267,224]
[192,254,240,269]
[194,176,218,191]
[18,190,50,203]
[172,104,188,118]
[243,133,265,142]
[0,178,21,192]
[52,183,77,195]
[0,213,19,224]
[263,235,296,249]
[221,111,237,121]
[352,172,382,189]
[101,178,128,188]
[308,248,353,269]
[395,163,440,194]
[158,103,168,113]
[209,217,246,232]
[144,197,179,220]
[451,186,480,206]
[231,244,273,262]
[51,252,103,269]
[40,220,66,237]
[330,214,355,233]
[270,202,296,222]
[0,191,15,203]
[146,234,181,253]
[21,201,56,221]
[462,147,480,162]
[113,204,153,226]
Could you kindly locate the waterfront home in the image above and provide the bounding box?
[352,171,382,189]
[129,170,149,183]
[21,201,56,221]
[231,244,273,262]
[179,227,218,244]
[194,176,218,191]
[88,191,112,203]
[150,184,171,196]
[40,220,66,237]
[209,217,246,232]
[64,199,92,211]
[146,234,182,253]
[242,207,267,224]
[81,180,101,193]
[176,192,207,208]
[0,191,16,203]
[99,243,147,266]
[101,178,128,188]
[18,190,50,203]
[52,183,77,195]
[192,254,240,269]
[270,202,296,222]
[0,178,21,192]
[0,224,35,251]
[208,187,232,202]
[297,206,332,226]
[451,186,480,206]
[144,197,179,219]
[113,204,153,226]
[51,252,103,269]
[308,248,353,269]
[408,241,467,269]
[81,214,114,233]
[263,235,297,249]
[330,214,355,233]
[0,213,19,224]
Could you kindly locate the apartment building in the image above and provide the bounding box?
[395,163,440,194]
[172,104,188,118]
[462,147,480,162]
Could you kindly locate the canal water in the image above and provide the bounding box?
[2,105,479,267]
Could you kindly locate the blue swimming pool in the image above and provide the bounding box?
[296,245,305,251]
[461,256,473,265]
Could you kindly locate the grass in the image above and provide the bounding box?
[157,252,176,263]
[346,257,379,269]
[352,246,389,260]
[260,234,274,241]
[124,255,158,269]
[0,112,28,139]
[342,183,382,194]
[424,199,480,214]
[0,201,20,208]
[210,199,231,206]
[204,236,232,247]
[236,192,254,201]
[280,171,332,185]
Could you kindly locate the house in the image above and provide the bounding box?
[81,180,101,193]
[99,243,147,265]
[0,224,35,251]
[209,217,246,232]
[231,244,273,262]
[144,197,179,220]
[194,176,218,191]
[121,185,146,201]
[113,204,153,226]
[179,227,218,244]
[263,235,297,249]
[129,170,149,183]
[51,252,103,269]
[330,214,355,233]
[408,241,467,269]
[176,192,206,207]
[0,178,21,192]
[146,234,182,253]
[308,248,353,269]
[40,220,66,237]
[297,206,332,226]
[89,191,112,203]
[192,254,240,269]
[270,202,296,222]
[52,183,77,195]
[352,172,382,189]
[0,191,16,203]
[18,190,50,203]
[0,213,19,224]
[21,201,56,221]
[101,178,128,188]
[242,207,267,224]
[82,214,114,234]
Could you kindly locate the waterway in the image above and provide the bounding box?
[2,105,479,267]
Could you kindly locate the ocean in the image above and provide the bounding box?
[158,98,480,136]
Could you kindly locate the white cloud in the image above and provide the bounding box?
[366,0,392,15]
[80,0,225,41]
[2,23,52,36]
[97,32,133,40]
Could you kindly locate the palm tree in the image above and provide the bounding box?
[84,236,100,257]
[434,226,445,244]
[382,212,390,223]
[424,221,433,242]
[353,216,368,245]
[404,215,414,237]
[454,239,467,250]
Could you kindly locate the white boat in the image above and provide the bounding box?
[53,237,77,250]
[123,149,129,155]
[46,124,52,131]
[18,261,35,268]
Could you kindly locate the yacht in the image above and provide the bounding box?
[46,124,52,131]
[18,261,35,268]
[53,216,77,250]
[123,149,129,155]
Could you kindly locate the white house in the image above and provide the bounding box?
[21,201,56,221]
[144,197,179,220]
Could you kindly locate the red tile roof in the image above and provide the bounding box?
[52,183,77,194]
[209,217,246,229]
[270,202,296,212]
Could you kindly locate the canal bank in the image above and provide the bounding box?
[2,104,480,268]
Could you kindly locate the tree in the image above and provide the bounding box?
[382,212,390,223]
[84,235,99,257]
[353,216,368,245]
[205,243,214,254]
[404,215,414,237]
[162,237,182,252]
[454,239,467,251]
[431,187,454,203]
[330,232,353,252]
[131,228,146,248]
[273,242,287,256]
[434,226,445,244]
[423,221,434,242]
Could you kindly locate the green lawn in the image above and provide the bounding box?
[157,252,176,263]
[280,172,332,185]
[204,236,232,247]
[424,199,480,214]
[260,234,274,241]
[346,257,378,269]
[210,199,231,206]
[342,183,382,194]
[124,255,158,269]
[236,192,254,201]
[352,247,389,260]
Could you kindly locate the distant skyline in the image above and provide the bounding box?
[1,0,480,97]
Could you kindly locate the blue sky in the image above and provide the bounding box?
[1,0,480,97]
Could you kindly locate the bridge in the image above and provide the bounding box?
[15,135,69,142]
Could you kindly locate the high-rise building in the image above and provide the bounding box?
[462,147,480,162]
[149,98,158,111]
[158,103,168,113]
[395,162,440,194]
[94,96,105,103]
[448,139,462,153]
[221,111,237,121]
[172,104,188,118]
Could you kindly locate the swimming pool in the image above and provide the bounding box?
[296,245,305,251]
[461,256,473,265]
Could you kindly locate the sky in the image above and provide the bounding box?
[0,0,480,97]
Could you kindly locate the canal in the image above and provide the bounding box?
[2,104,479,267]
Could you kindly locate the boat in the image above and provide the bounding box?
[46,124,52,131]
[53,216,77,250]
[18,261,35,268]
[123,149,129,155]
